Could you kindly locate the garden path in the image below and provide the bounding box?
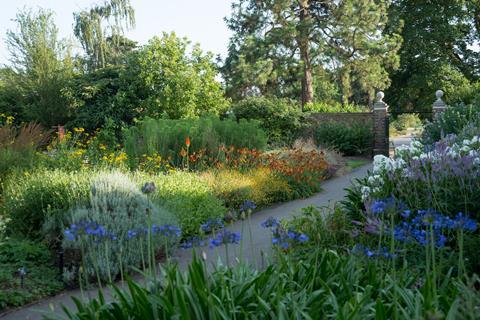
[0,163,371,320]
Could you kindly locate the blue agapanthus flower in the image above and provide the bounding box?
[451,212,477,232]
[261,217,280,229]
[370,200,387,214]
[64,221,115,243]
[209,230,241,248]
[240,200,257,213]
[200,218,224,233]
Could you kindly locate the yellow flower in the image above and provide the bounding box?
[99,144,107,151]
[115,152,127,162]
[73,127,85,133]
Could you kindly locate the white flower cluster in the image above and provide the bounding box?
[361,136,480,201]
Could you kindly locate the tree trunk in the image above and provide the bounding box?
[299,0,313,110]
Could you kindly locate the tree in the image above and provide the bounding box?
[73,0,135,71]
[2,8,73,126]
[223,0,401,108]
[386,0,480,113]
[118,33,229,119]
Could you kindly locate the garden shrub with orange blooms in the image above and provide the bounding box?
[202,148,332,209]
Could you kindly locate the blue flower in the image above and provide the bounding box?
[200,218,224,233]
[180,236,206,249]
[261,217,280,229]
[64,229,75,241]
[209,230,241,248]
[298,234,309,242]
[401,210,411,219]
[370,200,387,214]
[452,212,477,232]
[240,200,257,213]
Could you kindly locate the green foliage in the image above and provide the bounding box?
[0,238,63,311]
[286,206,354,251]
[314,121,373,156]
[144,171,227,237]
[123,116,267,168]
[421,103,480,145]
[389,113,423,136]
[63,172,178,282]
[73,0,135,70]
[1,169,91,239]
[304,102,369,113]
[63,66,131,131]
[121,33,229,119]
[224,0,400,106]
[47,250,480,320]
[387,1,479,113]
[3,8,74,127]
[231,97,303,144]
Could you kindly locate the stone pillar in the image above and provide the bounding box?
[432,90,447,119]
[373,91,389,157]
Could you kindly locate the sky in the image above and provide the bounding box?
[0,0,235,64]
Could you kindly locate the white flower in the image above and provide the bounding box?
[361,186,371,201]
[373,155,389,173]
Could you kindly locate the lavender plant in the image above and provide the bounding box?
[62,172,180,283]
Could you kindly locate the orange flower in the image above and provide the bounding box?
[185,136,191,147]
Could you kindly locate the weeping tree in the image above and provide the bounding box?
[73,0,135,70]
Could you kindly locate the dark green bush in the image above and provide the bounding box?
[123,116,267,168]
[314,121,373,156]
[231,97,303,145]
[421,103,480,145]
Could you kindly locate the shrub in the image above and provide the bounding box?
[62,172,178,282]
[124,116,267,168]
[2,169,92,239]
[230,97,303,145]
[120,33,230,119]
[263,148,331,198]
[142,171,227,237]
[286,206,354,251]
[201,168,293,210]
[389,113,423,136]
[421,103,480,145]
[0,238,63,311]
[314,121,373,156]
[304,101,369,113]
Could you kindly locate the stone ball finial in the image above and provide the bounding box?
[436,90,444,100]
[376,91,385,102]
